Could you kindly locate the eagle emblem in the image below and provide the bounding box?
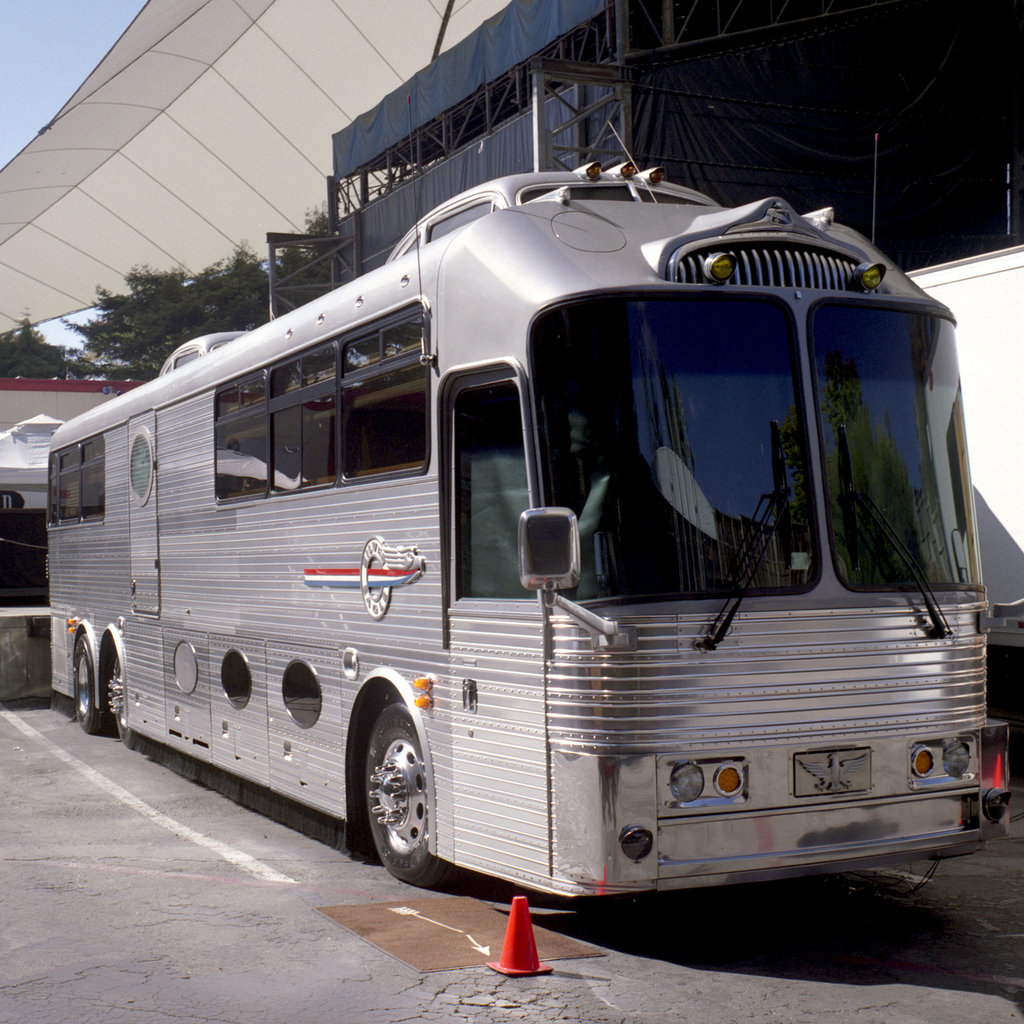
[795,749,870,795]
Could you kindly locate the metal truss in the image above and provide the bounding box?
[266,215,360,318]
[619,0,903,55]
[266,0,919,313]
[531,59,632,173]
[334,5,618,217]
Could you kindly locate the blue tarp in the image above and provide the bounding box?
[331,0,606,179]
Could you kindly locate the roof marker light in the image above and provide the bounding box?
[607,161,637,179]
[574,161,602,180]
[638,166,665,184]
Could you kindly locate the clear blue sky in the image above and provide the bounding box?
[2,0,144,345]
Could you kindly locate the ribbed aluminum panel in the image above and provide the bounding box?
[546,603,986,753]
[448,606,550,881]
[208,634,270,787]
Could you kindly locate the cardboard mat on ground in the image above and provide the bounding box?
[317,896,602,972]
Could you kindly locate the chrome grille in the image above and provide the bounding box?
[669,243,860,291]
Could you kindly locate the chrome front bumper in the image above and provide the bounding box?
[549,726,1008,895]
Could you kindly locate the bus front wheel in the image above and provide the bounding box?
[365,703,451,888]
[73,635,104,735]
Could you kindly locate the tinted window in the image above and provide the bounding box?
[455,381,529,598]
[533,297,813,600]
[52,436,105,523]
[812,305,979,587]
[216,373,268,500]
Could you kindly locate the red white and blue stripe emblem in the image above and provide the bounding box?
[303,566,422,589]
[303,536,426,620]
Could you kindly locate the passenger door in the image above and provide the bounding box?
[445,370,550,880]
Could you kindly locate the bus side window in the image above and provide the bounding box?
[215,374,268,500]
[80,437,105,519]
[49,435,105,524]
[269,344,337,492]
[454,380,529,599]
[341,363,427,478]
[340,314,427,480]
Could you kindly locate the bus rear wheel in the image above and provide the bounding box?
[365,703,451,888]
[107,651,139,750]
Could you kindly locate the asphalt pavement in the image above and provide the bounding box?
[2,701,1022,1024]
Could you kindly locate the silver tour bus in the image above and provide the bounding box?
[48,165,1012,894]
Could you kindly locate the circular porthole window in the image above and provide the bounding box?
[129,430,154,506]
[282,661,321,728]
[173,641,199,694]
[221,649,252,709]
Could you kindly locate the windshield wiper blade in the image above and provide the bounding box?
[836,424,951,640]
[696,421,789,652]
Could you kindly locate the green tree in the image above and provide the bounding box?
[68,245,269,380]
[0,318,71,377]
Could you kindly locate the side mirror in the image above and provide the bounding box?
[518,508,581,592]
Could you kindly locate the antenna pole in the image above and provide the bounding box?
[408,95,430,364]
[871,132,879,244]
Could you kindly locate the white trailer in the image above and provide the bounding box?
[911,248,1024,652]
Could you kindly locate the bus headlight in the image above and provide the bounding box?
[852,261,885,291]
[669,760,705,803]
[703,252,737,284]
[942,739,971,779]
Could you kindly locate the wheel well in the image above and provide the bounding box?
[345,678,402,856]
[98,633,119,688]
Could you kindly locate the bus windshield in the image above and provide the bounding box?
[532,297,815,602]
[812,303,980,588]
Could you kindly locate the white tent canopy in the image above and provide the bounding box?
[0,0,508,331]
[0,415,62,504]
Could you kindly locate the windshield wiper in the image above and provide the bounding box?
[696,421,789,652]
[836,424,951,640]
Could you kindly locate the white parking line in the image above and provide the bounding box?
[1,710,297,885]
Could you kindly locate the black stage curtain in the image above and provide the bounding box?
[632,0,1016,268]
[0,510,47,600]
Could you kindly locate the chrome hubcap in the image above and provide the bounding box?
[108,659,125,724]
[369,737,426,853]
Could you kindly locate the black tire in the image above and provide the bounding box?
[73,635,104,735]
[107,650,139,750]
[365,703,452,888]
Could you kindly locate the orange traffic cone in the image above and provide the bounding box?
[487,895,553,976]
